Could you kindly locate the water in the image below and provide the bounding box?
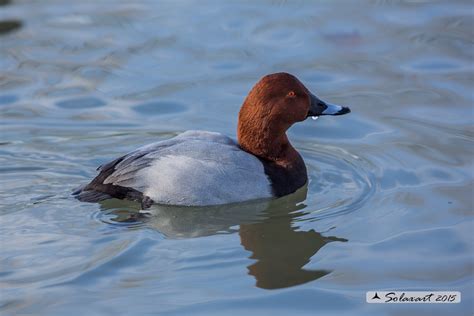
[0,1,473,315]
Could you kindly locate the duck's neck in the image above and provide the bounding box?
[237,120,303,168]
[238,122,308,197]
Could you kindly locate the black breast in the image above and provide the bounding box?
[259,157,308,197]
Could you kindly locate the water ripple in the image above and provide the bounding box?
[302,144,377,221]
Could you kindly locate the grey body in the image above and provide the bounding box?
[80,131,273,206]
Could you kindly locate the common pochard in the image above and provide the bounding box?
[74,73,350,208]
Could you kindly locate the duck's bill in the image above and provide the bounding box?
[307,93,350,117]
[321,102,351,115]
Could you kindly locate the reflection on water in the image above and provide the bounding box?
[99,187,348,290]
[238,196,348,290]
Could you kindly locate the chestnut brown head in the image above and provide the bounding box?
[237,73,350,158]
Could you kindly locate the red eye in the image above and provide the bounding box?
[287,91,296,98]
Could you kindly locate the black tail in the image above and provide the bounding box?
[72,184,112,203]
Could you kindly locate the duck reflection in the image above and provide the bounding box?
[99,186,347,290]
[238,188,347,289]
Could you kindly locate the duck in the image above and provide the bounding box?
[74,72,350,208]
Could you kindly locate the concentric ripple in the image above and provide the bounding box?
[301,144,377,220]
[92,201,149,229]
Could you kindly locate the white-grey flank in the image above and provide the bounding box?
[102,130,273,206]
[322,103,344,115]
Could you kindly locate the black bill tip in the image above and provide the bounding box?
[332,106,351,116]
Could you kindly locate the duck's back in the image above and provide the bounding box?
[76,131,273,206]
